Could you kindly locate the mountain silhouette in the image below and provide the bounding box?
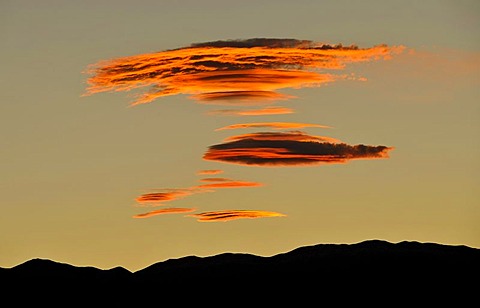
[1,239,478,303]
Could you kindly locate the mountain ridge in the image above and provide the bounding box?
[2,239,478,302]
[2,239,478,272]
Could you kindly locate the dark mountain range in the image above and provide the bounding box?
[1,239,478,303]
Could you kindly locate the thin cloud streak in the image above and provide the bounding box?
[187,210,287,222]
[145,69,334,106]
[208,106,295,116]
[191,90,294,102]
[133,207,195,219]
[83,38,404,106]
[224,131,341,143]
[135,188,207,206]
[204,131,393,166]
[216,122,331,131]
[199,177,232,182]
[197,169,223,175]
[196,180,263,189]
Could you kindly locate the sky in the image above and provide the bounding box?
[1,0,479,272]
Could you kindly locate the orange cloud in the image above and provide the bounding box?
[197,169,223,175]
[196,180,263,189]
[199,177,231,182]
[133,207,195,219]
[224,131,341,143]
[191,90,294,102]
[129,69,334,106]
[83,38,404,106]
[203,131,393,166]
[187,210,287,222]
[208,106,295,116]
[135,188,206,206]
[216,122,331,131]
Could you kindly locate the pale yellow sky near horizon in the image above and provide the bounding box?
[1,0,479,271]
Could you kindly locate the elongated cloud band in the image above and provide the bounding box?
[187,210,286,222]
[196,180,263,189]
[83,38,404,106]
[135,188,207,206]
[197,169,223,175]
[204,131,392,166]
[192,90,294,102]
[216,122,330,131]
[208,106,294,116]
[133,208,195,219]
[224,131,341,143]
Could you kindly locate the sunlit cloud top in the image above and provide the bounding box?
[83,38,405,106]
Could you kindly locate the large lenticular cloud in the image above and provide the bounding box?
[83,38,404,106]
[203,131,393,166]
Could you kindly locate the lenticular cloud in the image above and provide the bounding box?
[204,131,393,166]
[83,38,404,106]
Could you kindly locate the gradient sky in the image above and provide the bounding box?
[1,0,479,272]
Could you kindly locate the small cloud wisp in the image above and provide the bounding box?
[207,106,295,116]
[135,188,205,206]
[133,207,196,219]
[187,210,286,222]
[215,122,331,131]
[197,169,224,175]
